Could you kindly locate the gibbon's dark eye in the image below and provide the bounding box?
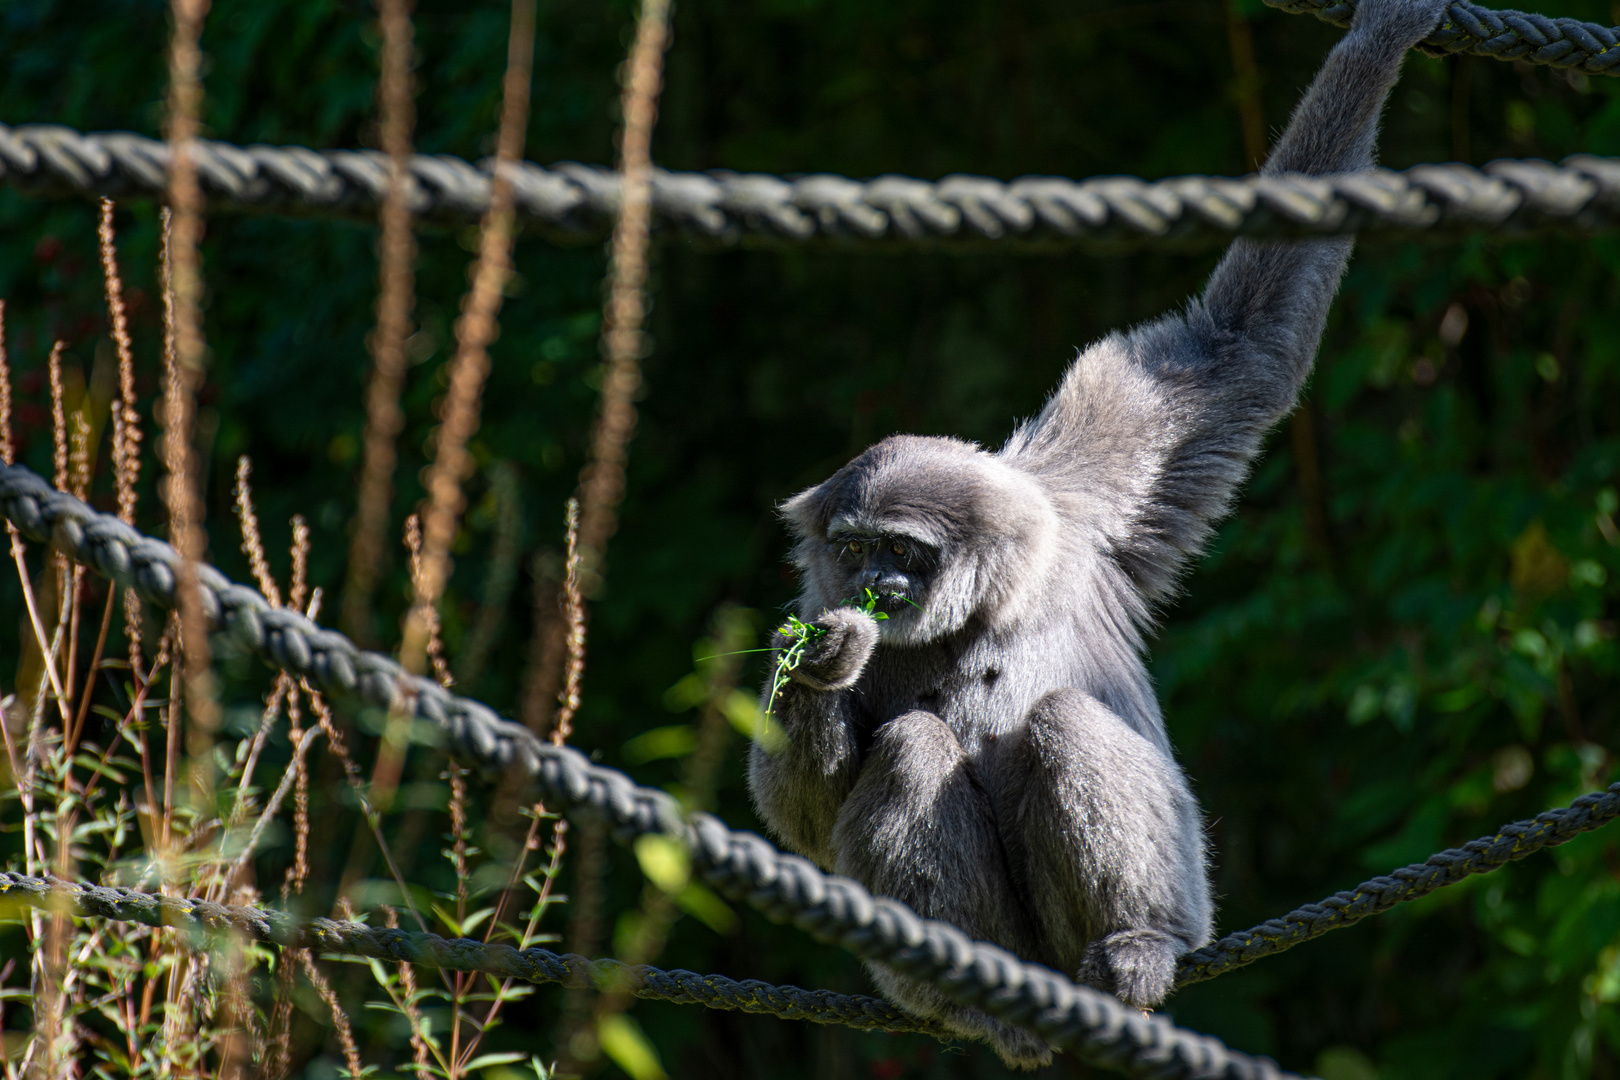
[891,541,907,558]
[845,539,863,556]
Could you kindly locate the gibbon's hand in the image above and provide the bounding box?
[784,606,880,692]
[1349,0,1451,47]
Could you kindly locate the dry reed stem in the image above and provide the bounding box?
[233,456,282,606]
[290,514,310,614]
[401,0,536,675]
[298,951,363,1078]
[83,204,145,731]
[0,301,12,467]
[343,0,420,645]
[98,199,143,532]
[404,514,453,687]
[574,0,673,572]
[554,499,585,745]
[554,5,674,1056]
[163,0,222,810]
[49,342,67,493]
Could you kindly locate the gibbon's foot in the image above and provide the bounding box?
[983,1017,1055,1073]
[1077,928,1184,1008]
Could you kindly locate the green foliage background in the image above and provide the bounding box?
[6,0,1620,1076]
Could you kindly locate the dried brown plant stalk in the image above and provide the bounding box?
[233,456,282,607]
[402,0,536,675]
[554,499,586,745]
[290,514,310,614]
[162,0,222,804]
[555,5,673,1064]
[0,300,12,467]
[99,202,148,676]
[404,514,452,688]
[343,0,420,645]
[48,341,67,493]
[298,951,363,1078]
[575,0,673,570]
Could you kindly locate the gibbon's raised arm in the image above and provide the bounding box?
[1000,0,1443,607]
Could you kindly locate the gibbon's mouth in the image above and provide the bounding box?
[869,592,918,616]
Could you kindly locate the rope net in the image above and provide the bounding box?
[4,2,1617,1074]
[2,461,1618,1077]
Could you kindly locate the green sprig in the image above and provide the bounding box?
[766,588,898,712]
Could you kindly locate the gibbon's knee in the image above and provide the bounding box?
[832,711,1038,949]
[1014,690,1211,976]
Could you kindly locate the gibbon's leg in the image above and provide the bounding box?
[830,710,1052,1070]
[1011,689,1212,1008]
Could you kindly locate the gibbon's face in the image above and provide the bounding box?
[783,433,1058,646]
[826,530,939,624]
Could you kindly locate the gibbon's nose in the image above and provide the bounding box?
[857,567,907,594]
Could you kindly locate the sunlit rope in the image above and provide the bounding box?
[1175,780,1620,983]
[0,121,1615,248]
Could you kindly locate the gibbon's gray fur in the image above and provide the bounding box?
[747,0,1451,1068]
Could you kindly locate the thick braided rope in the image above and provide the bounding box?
[1,123,1617,248]
[1176,781,1620,984]
[0,872,948,1038]
[0,463,1295,1080]
[1268,0,1620,72]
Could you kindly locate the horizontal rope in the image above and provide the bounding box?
[0,872,950,1039]
[1,123,1617,249]
[0,462,1294,1080]
[1176,780,1620,984]
[1275,0,1620,72]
